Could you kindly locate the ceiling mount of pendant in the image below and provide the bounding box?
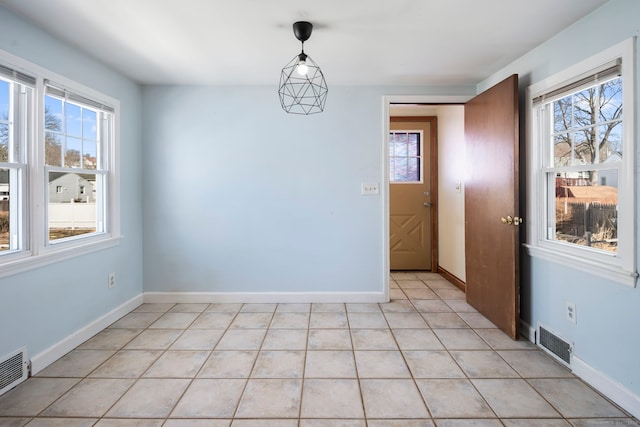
[293,21,313,43]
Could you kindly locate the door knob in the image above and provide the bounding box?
[424,202,432,207]
[501,215,523,225]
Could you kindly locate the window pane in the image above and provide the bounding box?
[0,80,9,121]
[573,129,594,165]
[407,157,420,181]
[65,136,82,168]
[83,140,97,170]
[48,171,97,241]
[45,96,62,131]
[83,109,97,141]
[598,122,622,163]
[553,133,571,166]
[45,132,62,166]
[0,82,8,164]
[395,135,408,156]
[0,123,8,162]
[65,102,82,137]
[553,96,572,132]
[393,157,408,181]
[574,87,596,128]
[599,78,623,122]
[0,168,9,251]
[552,170,617,253]
[408,134,419,156]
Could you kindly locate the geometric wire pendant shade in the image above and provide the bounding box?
[278,21,328,115]
[278,54,328,114]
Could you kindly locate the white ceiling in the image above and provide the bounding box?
[1,0,609,86]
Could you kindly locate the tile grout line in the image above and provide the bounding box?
[160,302,220,423]
[3,274,639,425]
[383,286,435,422]
[227,303,277,421]
[33,303,180,423]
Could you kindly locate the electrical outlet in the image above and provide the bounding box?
[566,301,577,324]
[108,272,116,289]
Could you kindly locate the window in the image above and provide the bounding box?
[45,83,113,243]
[0,50,119,276]
[526,39,636,286]
[0,68,32,254]
[389,131,422,183]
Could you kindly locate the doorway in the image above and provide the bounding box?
[382,96,470,302]
[389,115,437,271]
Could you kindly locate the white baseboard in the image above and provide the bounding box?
[30,294,143,375]
[571,355,640,420]
[519,319,536,344]
[144,291,387,304]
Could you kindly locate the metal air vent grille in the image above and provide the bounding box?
[0,347,28,396]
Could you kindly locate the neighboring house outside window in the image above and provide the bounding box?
[526,39,636,286]
[0,50,120,276]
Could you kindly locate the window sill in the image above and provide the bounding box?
[0,235,122,280]
[524,243,637,288]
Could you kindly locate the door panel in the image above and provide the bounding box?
[464,75,520,339]
[390,117,436,271]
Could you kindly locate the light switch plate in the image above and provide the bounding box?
[361,182,379,195]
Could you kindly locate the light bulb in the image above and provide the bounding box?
[296,60,309,76]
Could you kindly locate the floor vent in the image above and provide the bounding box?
[0,347,28,396]
[538,326,571,365]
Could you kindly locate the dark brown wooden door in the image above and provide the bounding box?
[464,74,520,339]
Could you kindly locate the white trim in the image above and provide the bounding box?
[519,319,536,344]
[144,292,386,304]
[571,355,640,420]
[30,293,142,374]
[525,244,638,287]
[0,235,122,279]
[526,38,637,288]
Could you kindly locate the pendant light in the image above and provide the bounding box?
[278,21,328,115]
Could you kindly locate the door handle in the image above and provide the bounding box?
[424,202,432,207]
[501,215,523,226]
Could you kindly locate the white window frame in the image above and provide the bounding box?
[0,72,30,255]
[525,38,636,287]
[0,49,120,279]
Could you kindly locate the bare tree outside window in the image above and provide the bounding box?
[551,77,622,252]
[553,78,623,171]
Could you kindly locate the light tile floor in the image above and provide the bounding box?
[1,272,638,426]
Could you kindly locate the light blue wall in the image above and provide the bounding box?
[0,7,143,361]
[141,85,473,294]
[480,0,640,397]
[6,0,637,407]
